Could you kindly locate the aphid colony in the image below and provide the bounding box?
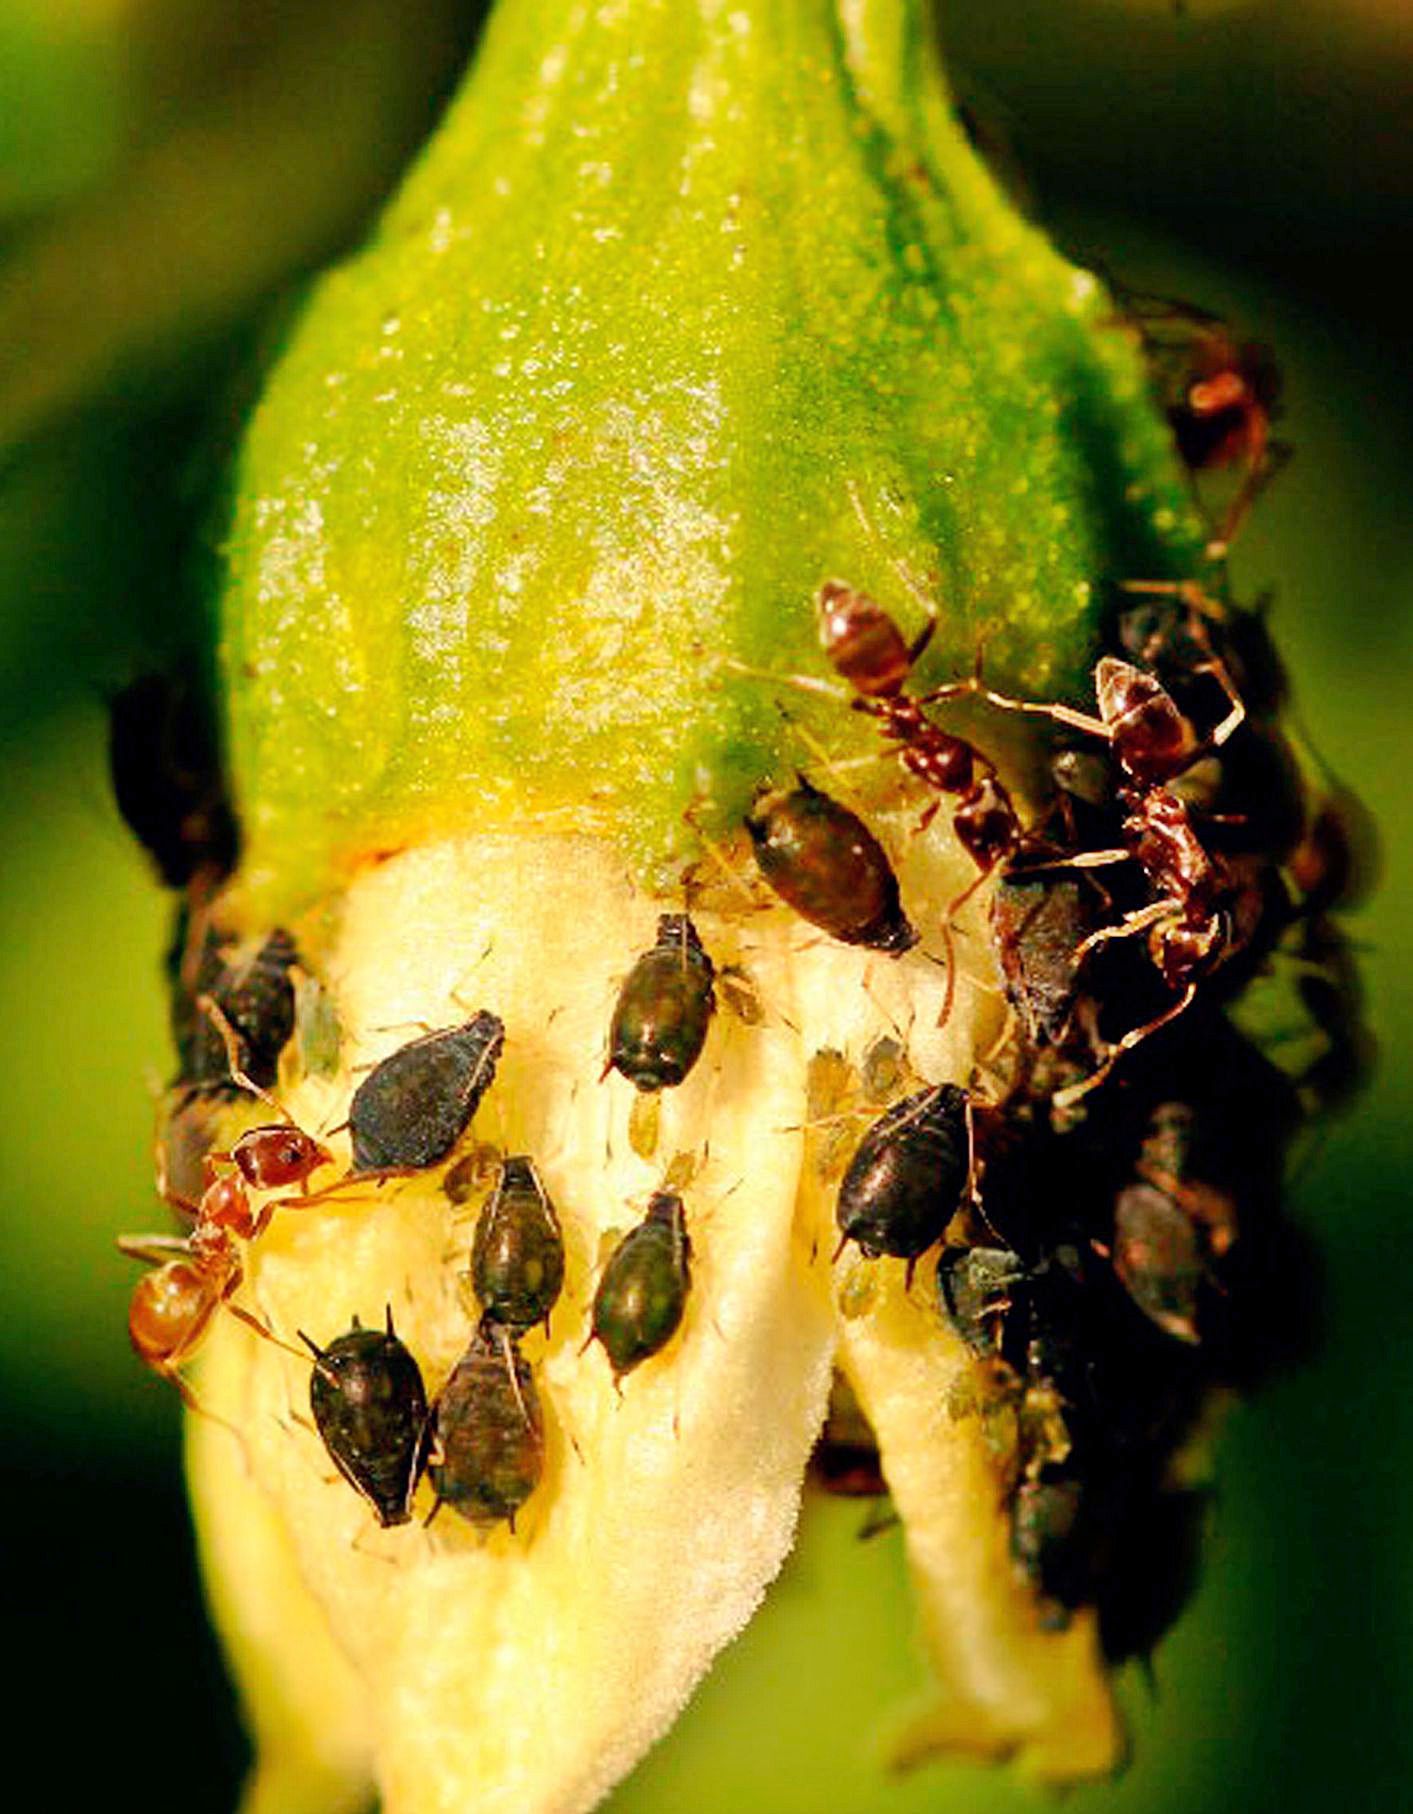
[112,298,1368,1636]
[123,920,704,1532]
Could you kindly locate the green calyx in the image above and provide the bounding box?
[217,0,1203,919]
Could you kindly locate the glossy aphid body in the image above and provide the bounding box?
[349,1010,506,1173]
[836,1084,971,1270]
[815,580,1025,879]
[590,1191,693,1380]
[469,1156,566,1332]
[108,671,239,890]
[429,1317,543,1529]
[744,778,918,955]
[607,915,717,1092]
[303,1312,430,1527]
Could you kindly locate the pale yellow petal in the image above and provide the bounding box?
[194,834,839,1814]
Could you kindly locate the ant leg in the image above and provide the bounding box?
[1209,437,1291,560]
[919,673,1113,741]
[223,1298,308,1362]
[117,1232,194,1265]
[1072,896,1181,967]
[1192,658,1246,747]
[199,995,291,1122]
[1052,981,1198,1111]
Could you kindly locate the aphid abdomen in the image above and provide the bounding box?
[590,1192,692,1379]
[607,915,717,1091]
[836,1084,969,1261]
[430,1322,543,1528]
[307,1319,431,1526]
[470,1156,566,1330]
[745,780,918,955]
[349,1011,505,1172]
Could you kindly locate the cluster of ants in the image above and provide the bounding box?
[109,295,1370,1631]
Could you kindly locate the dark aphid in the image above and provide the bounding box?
[607,914,717,1091]
[835,1084,970,1267]
[745,778,918,954]
[349,1011,505,1173]
[1110,1182,1203,1345]
[470,1156,566,1331]
[1010,1476,1087,1611]
[590,1191,692,1380]
[429,1318,543,1529]
[108,672,239,889]
[938,1245,1029,1355]
[181,929,300,1092]
[303,1311,430,1527]
[989,877,1090,1048]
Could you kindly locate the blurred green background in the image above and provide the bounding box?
[0,2,1407,1809]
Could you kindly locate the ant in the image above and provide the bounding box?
[119,1002,332,1412]
[814,580,1025,883]
[1117,289,1287,556]
[929,654,1248,1103]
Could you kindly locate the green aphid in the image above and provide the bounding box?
[590,1191,693,1382]
[606,914,717,1092]
[429,1317,543,1531]
[470,1155,566,1332]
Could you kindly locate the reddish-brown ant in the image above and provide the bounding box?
[1119,290,1287,555]
[119,1164,281,1415]
[120,1001,332,1411]
[814,580,1025,882]
[929,655,1248,1102]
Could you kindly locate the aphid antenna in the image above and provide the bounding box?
[199,993,294,1124]
[445,940,497,1012]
